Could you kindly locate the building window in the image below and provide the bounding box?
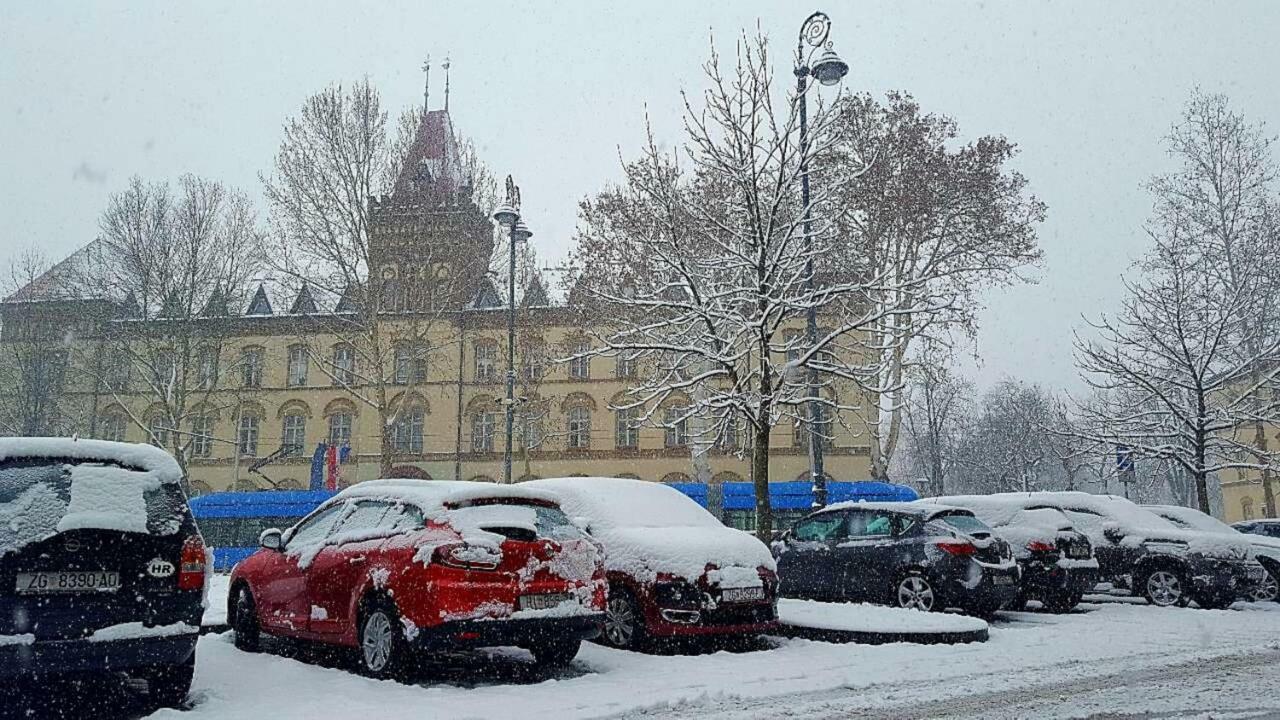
[282,414,306,455]
[615,353,637,380]
[237,415,260,457]
[286,345,308,387]
[331,345,356,386]
[794,405,833,449]
[615,407,640,449]
[471,411,496,453]
[717,414,740,451]
[394,344,427,385]
[152,349,176,389]
[190,416,213,457]
[1243,497,1256,521]
[521,343,545,382]
[240,347,264,388]
[148,413,171,448]
[391,408,425,453]
[100,413,127,442]
[474,342,498,382]
[328,413,353,447]
[568,339,591,380]
[196,348,218,390]
[664,407,689,448]
[519,409,544,451]
[567,407,592,449]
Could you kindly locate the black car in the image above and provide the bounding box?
[925,496,1099,613]
[1025,492,1265,609]
[775,502,1021,615]
[1234,519,1280,540]
[0,438,205,708]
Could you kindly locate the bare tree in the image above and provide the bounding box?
[570,33,907,541]
[901,349,971,497]
[952,379,1060,494]
[829,92,1046,481]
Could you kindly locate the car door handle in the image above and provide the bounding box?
[348,555,367,565]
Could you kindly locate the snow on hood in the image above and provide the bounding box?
[1146,504,1280,563]
[524,477,775,583]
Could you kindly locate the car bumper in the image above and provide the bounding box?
[648,601,778,638]
[410,613,604,650]
[1020,562,1099,596]
[0,633,198,679]
[1191,560,1267,599]
[949,565,1022,609]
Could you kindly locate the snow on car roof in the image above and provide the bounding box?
[334,479,560,514]
[917,494,1074,528]
[818,499,973,520]
[523,477,722,530]
[0,437,182,484]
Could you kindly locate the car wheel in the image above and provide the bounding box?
[1004,593,1029,612]
[146,656,194,709]
[358,600,410,679]
[530,639,582,669]
[232,585,261,653]
[1253,568,1280,603]
[602,588,648,650]
[895,573,938,612]
[1142,567,1189,607]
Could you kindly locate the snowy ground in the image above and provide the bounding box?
[7,577,1280,720]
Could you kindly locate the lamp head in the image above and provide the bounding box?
[811,46,849,86]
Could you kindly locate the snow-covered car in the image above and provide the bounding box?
[775,502,1020,616]
[1145,504,1280,603]
[0,438,205,708]
[1234,518,1280,539]
[1024,492,1265,609]
[228,480,606,676]
[522,477,777,650]
[921,494,1098,612]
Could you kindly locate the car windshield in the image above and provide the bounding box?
[938,513,993,536]
[0,459,186,558]
[1154,507,1238,534]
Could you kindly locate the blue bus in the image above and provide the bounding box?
[188,490,335,571]
[188,480,917,571]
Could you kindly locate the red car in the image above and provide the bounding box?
[228,480,606,676]
[524,477,778,650]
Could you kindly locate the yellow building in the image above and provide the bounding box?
[0,106,872,514]
[1220,420,1280,522]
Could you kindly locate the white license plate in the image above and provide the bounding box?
[1068,547,1090,559]
[991,574,1015,586]
[721,586,765,603]
[519,593,572,611]
[16,571,120,594]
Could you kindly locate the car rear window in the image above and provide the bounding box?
[0,459,187,558]
[938,513,992,535]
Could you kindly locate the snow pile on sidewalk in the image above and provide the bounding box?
[778,599,988,634]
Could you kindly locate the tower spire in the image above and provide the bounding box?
[443,56,451,112]
[421,55,431,111]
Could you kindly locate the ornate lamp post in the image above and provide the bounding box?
[492,177,532,484]
[796,11,849,508]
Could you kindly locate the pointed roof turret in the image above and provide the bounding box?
[469,277,503,310]
[335,284,363,314]
[521,272,550,308]
[289,283,318,314]
[245,284,273,316]
[201,288,229,317]
[392,109,463,198]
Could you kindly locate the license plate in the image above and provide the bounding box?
[991,574,1015,586]
[16,571,120,594]
[519,593,572,611]
[721,586,765,603]
[1068,546,1090,559]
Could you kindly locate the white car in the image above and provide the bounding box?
[523,477,778,650]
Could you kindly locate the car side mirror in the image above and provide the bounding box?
[1102,523,1125,543]
[260,528,283,551]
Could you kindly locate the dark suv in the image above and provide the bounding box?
[1026,492,1264,609]
[775,502,1020,615]
[0,438,205,708]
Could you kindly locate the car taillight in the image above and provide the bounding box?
[431,542,500,571]
[1026,540,1056,553]
[178,535,206,591]
[936,540,977,557]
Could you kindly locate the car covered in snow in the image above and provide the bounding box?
[1024,492,1265,608]
[523,477,778,650]
[775,501,1020,616]
[228,479,606,676]
[1234,518,1280,539]
[921,494,1098,612]
[1145,504,1280,603]
[0,438,205,708]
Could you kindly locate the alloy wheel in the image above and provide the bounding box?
[361,610,394,672]
[604,595,637,647]
[1146,570,1184,606]
[1253,571,1279,603]
[897,576,935,611]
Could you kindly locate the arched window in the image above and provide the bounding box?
[616,473,642,480]
[664,407,689,448]
[567,406,592,449]
[99,411,127,443]
[190,416,214,457]
[661,472,691,484]
[236,405,264,457]
[1242,497,1256,521]
[392,407,425,453]
[468,475,497,484]
[282,413,307,455]
[471,410,497,453]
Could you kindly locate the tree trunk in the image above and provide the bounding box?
[1194,423,1211,514]
[752,422,772,542]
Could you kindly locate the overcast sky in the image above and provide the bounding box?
[3,1,1279,393]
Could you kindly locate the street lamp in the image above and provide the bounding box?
[795,11,849,509]
[492,177,531,484]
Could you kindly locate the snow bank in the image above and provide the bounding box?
[524,477,774,583]
[778,599,988,634]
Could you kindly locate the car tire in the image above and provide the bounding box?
[1140,566,1190,608]
[1254,565,1280,603]
[357,598,411,680]
[894,571,940,612]
[146,656,194,709]
[530,639,582,669]
[231,585,261,653]
[601,587,648,650]
[1004,593,1029,612]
